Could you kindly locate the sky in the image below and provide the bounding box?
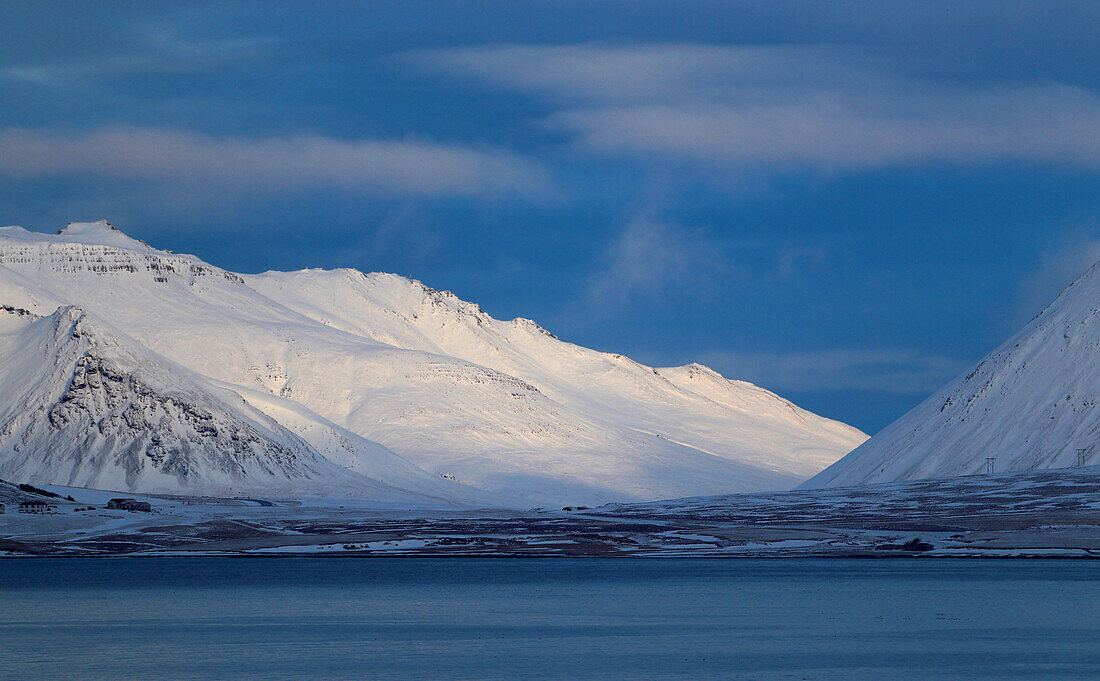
[1,1,1099,433]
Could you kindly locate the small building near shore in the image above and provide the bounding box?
[106,498,152,512]
[19,500,53,514]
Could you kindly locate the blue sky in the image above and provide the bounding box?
[2,1,1099,433]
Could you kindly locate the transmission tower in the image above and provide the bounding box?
[1075,445,1094,467]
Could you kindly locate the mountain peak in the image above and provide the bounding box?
[58,220,118,236]
[0,220,159,253]
[55,220,158,252]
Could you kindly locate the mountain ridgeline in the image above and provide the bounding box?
[0,221,866,506]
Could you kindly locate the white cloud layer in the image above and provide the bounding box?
[0,127,553,199]
[412,43,1100,171]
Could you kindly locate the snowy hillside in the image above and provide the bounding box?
[0,221,866,504]
[0,305,472,504]
[246,270,862,481]
[803,258,1100,489]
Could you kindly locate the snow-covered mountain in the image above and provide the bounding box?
[802,258,1100,489]
[0,221,866,504]
[0,305,473,505]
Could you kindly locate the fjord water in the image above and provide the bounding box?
[1,558,1097,680]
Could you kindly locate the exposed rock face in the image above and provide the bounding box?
[0,307,463,503]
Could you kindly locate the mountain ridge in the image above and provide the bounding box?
[802,258,1100,489]
[0,221,866,505]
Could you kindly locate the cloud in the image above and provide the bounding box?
[411,43,1100,171]
[0,127,554,200]
[0,25,282,88]
[406,44,868,105]
[357,204,446,263]
[775,244,829,281]
[580,214,838,314]
[585,215,721,307]
[700,348,969,396]
[1015,226,1100,325]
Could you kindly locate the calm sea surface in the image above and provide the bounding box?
[0,557,1097,680]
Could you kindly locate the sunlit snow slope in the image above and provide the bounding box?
[0,221,865,504]
[803,260,1100,489]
